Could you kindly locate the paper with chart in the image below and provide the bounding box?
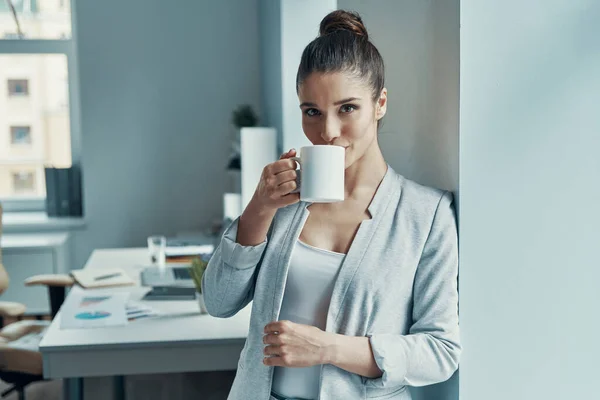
[60,287,129,329]
[126,301,162,321]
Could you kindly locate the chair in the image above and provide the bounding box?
[0,204,74,399]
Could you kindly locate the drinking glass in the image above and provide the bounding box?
[147,235,166,272]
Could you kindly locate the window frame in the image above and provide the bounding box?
[0,0,81,212]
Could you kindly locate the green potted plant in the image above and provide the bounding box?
[227,104,259,171]
[232,104,259,128]
[188,257,209,314]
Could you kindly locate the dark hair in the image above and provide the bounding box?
[296,10,385,103]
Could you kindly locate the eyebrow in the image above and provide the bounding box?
[299,97,361,108]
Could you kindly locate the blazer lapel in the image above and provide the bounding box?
[325,166,400,331]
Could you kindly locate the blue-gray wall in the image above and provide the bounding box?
[71,0,262,268]
[460,1,600,399]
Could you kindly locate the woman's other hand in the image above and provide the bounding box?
[262,320,334,368]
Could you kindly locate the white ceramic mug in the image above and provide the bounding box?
[291,145,345,203]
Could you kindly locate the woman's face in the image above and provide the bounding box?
[298,71,387,168]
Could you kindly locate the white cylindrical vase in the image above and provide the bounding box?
[240,127,278,211]
[223,193,242,221]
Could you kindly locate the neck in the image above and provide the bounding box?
[344,138,388,199]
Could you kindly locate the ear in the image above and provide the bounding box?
[376,88,388,120]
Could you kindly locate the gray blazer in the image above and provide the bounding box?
[202,166,460,400]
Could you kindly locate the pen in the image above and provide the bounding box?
[94,273,121,281]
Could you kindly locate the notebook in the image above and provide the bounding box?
[70,268,135,289]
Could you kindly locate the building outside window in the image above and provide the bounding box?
[0,0,79,209]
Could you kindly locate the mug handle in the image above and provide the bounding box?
[289,157,301,194]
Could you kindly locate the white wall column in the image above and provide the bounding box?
[259,0,337,152]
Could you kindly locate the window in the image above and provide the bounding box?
[12,171,36,194]
[7,78,28,96]
[0,0,78,211]
[0,0,72,40]
[10,126,31,145]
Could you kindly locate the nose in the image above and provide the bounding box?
[320,115,341,144]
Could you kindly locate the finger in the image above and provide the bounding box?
[274,181,297,196]
[263,344,282,356]
[262,333,272,344]
[264,320,292,334]
[264,321,281,334]
[269,159,297,175]
[273,169,297,186]
[278,150,290,160]
[264,354,295,367]
[263,355,284,367]
[263,333,286,345]
[279,192,301,207]
[279,148,296,160]
[282,148,297,158]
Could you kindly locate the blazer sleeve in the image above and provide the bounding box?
[364,191,461,388]
[201,217,269,318]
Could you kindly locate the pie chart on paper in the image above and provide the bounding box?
[75,311,111,320]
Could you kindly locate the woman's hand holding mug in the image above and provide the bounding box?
[250,149,301,213]
[237,145,344,247]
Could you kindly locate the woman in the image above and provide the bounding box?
[202,10,460,400]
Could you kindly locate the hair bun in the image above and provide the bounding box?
[319,10,368,39]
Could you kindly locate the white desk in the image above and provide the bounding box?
[40,248,251,400]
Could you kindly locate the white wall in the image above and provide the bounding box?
[336,1,460,397]
[460,1,600,399]
[280,0,337,152]
[260,0,337,153]
[71,0,262,268]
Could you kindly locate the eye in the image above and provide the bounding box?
[340,104,357,113]
[304,108,321,117]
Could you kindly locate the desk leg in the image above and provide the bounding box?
[114,375,126,400]
[63,377,83,400]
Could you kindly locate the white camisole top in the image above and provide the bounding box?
[270,239,345,399]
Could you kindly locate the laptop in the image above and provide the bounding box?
[140,265,195,288]
[142,285,197,301]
